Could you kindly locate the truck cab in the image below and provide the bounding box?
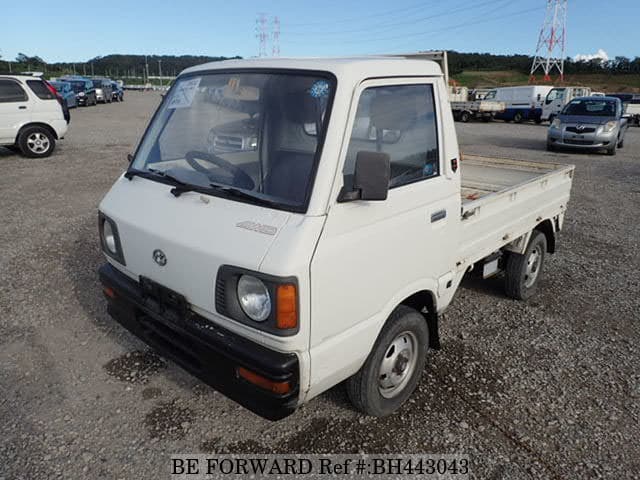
[541,86,592,122]
[98,57,574,420]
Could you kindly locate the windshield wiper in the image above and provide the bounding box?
[125,167,196,196]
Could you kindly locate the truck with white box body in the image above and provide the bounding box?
[98,57,574,420]
[485,85,554,123]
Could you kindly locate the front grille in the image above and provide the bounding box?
[564,139,594,145]
[566,126,596,134]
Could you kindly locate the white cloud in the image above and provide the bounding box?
[573,49,609,63]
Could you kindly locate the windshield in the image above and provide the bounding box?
[545,88,565,104]
[562,99,617,117]
[70,81,86,93]
[484,90,497,100]
[131,71,334,212]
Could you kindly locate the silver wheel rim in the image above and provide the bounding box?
[26,132,50,154]
[378,331,419,399]
[524,245,543,288]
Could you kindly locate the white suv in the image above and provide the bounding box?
[0,75,69,158]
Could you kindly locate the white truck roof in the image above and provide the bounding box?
[181,57,444,82]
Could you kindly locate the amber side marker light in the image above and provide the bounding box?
[276,284,298,329]
[237,367,291,395]
[103,287,116,299]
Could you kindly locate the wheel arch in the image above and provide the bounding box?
[399,290,440,350]
[18,122,59,140]
[535,219,556,254]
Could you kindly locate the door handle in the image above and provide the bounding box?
[18,106,27,110]
[431,210,447,223]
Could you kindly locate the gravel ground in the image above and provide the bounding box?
[1,92,639,480]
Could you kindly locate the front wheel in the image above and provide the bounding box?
[513,111,524,123]
[18,126,56,158]
[606,142,617,156]
[460,111,471,123]
[504,230,547,300]
[346,306,428,417]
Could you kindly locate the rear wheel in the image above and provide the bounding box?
[513,111,524,123]
[617,136,624,149]
[18,126,55,158]
[346,306,428,417]
[505,230,547,300]
[460,111,471,123]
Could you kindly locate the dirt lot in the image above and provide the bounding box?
[1,92,639,480]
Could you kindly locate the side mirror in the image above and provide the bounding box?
[338,151,390,202]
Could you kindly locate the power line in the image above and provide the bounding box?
[283,0,511,36]
[283,0,446,27]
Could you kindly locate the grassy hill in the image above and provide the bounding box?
[452,70,640,93]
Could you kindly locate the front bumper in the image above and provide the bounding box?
[548,127,616,149]
[99,263,299,420]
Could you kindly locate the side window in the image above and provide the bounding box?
[343,84,439,189]
[0,79,28,103]
[26,80,55,100]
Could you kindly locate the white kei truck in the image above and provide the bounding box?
[98,57,574,420]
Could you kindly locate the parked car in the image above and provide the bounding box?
[485,85,554,123]
[608,93,640,127]
[0,74,69,157]
[50,80,77,108]
[64,78,97,106]
[110,81,124,102]
[93,78,114,103]
[98,57,575,420]
[547,96,630,155]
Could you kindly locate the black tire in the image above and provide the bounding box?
[482,116,491,123]
[18,126,56,158]
[504,230,547,300]
[534,116,543,124]
[546,141,555,152]
[460,111,471,123]
[617,136,624,149]
[513,111,524,123]
[606,142,617,156]
[346,306,428,417]
[548,114,556,125]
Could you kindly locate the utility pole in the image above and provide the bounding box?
[145,55,149,85]
[530,0,568,82]
[158,59,162,87]
[83,63,86,75]
[91,62,94,77]
[256,13,269,57]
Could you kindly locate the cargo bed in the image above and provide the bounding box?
[458,155,575,266]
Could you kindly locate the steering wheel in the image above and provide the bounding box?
[185,150,255,190]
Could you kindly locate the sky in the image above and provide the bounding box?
[1,0,638,65]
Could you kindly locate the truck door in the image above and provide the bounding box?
[310,78,458,362]
[0,78,31,144]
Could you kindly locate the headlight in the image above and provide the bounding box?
[237,275,271,322]
[78,92,85,96]
[551,118,561,129]
[603,121,617,133]
[99,213,126,265]
[103,221,117,254]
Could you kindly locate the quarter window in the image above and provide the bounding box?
[0,80,28,103]
[27,80,55,100]
[343,84,439,190]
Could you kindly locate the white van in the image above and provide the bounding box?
[98,57,574,420]
[485,85,554,123]
[541,86,592,122]
[0,74,69,157]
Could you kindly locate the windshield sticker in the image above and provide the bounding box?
[309,80,330,99]
[167,77,201,109]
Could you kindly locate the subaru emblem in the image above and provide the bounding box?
[152,249,167,266]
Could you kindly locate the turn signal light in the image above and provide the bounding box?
[237,367,291,395]
[103,286,116,299]
[276,284,298,329]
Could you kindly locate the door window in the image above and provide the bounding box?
[343,84,439,189]
[0,80,28,103]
